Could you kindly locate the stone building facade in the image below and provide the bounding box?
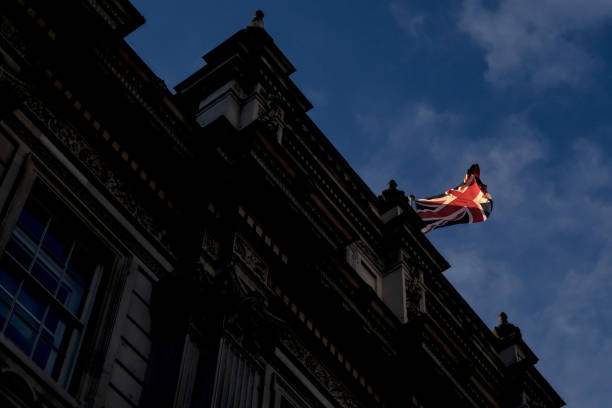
[0,1,564,407]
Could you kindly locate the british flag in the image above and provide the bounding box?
[415,164,493,234]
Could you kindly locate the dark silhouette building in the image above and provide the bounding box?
[0,1,564,407]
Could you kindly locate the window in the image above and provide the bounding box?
[345,241,381,295]
[0,182,108,387]
[270,349,331,408]
[274,385,308,408]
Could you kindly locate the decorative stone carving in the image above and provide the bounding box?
[21,97,172,251]
[279,331,364,408]
[202,229,221,260]
[2,115,167,276]
[91,47,190,153]
[233,234,268,280]
[404,265,425,321]
[220,270,286,355]
[0,15,31,58]
[258,94,285,142]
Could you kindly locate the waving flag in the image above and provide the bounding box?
[415,164,492,234]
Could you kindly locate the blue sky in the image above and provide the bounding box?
[126,1,612,406]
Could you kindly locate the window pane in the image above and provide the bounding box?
[0,260,20,296]
[14,303,41,329]
[33,338,58,374]
[42,219,73,265]
[43,309,66,338]
[18,199,49,243]
[5,313,37,355]
[17,284,46,322]
[31,261,59,294]
[0,288,11,304]
[4,238,33,270]
[61,276,84,315]
[56,284,71,307]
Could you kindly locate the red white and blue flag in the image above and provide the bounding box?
[415,164,492,234]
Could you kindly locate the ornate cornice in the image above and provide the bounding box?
[83,0,145,37]
[250,136,344,248]
[422,292,505,397]
[278,330,367,408]
[91,45,193,155]
[1,113,169,277]
[22,96,174,252]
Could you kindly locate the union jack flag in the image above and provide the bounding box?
[415,164,492,234]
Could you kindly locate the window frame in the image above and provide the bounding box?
[266,348,334,408]
[345,241,382,296]
[0,156,120,390]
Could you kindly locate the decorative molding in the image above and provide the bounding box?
[202,229,221,260]
[279,330,366,408]
[21,96,173,252]
[221,271,285,355]
[250,144,340,249]
[1,114,169,277]
[80,256,132,408]
[0,13,31,58]
[0,66,31,110]
[270,282,385,404]
[317,262,397,348]
[91,46,192,155]
[173,333,201,408]
[257,93,285,143]
[233,233,268,280]
[212,337,261,407]
[404,266,424,321]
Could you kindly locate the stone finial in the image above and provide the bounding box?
[408,194,415,207]
[249,10,264,28]
[379,179,413,215]
[380,179,405,203]
[493,312,521,339]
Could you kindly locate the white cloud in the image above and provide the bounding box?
[528,240,612,406]
[356,103,462,192]
[477,116,546,207]
[444,248,522,312]
[459,0,612,88]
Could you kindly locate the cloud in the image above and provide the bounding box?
[356,103,462,192]
[497,137,612,407]
[541,138,612,238]
[529,238,612,406]
[477,116,546,207]
[356,100,612,406]
[444,248,522,313]
[356,103,545,209]
[389,3,426,37]
[459,0,612,88]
